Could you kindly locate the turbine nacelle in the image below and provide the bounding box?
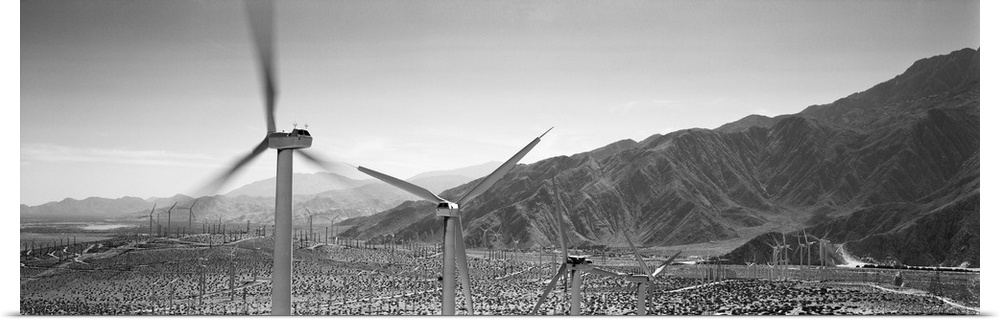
[567,255,592,266]
[435,202,459,217]
[267,129,312,150]
[626,275,651,283]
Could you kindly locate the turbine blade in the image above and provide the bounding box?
[624,234,652,276]
[553,180,569,261]
[454,214,474,314]
[195,138,269,197]
[296,150,357,175]
[245,0,277,133]
[456,128,552,205]
[652,251,682,278]
[357,166,445,203]
[530,263,567,315]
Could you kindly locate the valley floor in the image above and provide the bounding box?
[19,235,978,315]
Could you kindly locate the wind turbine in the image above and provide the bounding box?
[610,199,685,313]
[817,231,836,268]
[478,226,493,250]
[529,177,622,315]
[306,208,340,246]
[165,202,177,238]
[622,234,682,315]
[146,204,157,238]
[191,0,347,315]
[803,229,816,267]
[794,233,802,266]
[766,237,780,280]
[357,128,551,315]
[305,208,316,246]
[180,199,198,236]
[780,233,791,280]
[745,253,757,279]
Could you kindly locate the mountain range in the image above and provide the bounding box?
[21,49,979,268]
[20,162,503,224]
[339,48,979,268]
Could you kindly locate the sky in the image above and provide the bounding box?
[19,0,982,206]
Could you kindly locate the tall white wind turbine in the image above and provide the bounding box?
[357,128,551,315]
[193,1,346,315]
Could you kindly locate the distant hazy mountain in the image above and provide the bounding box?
[345,48,979,267]
[407,161,503,195]
[225,172,372,197]
[408,161,502,181]
[21,162,505,226]
[20,196,151,218]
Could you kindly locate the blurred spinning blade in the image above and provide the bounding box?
[297,150,358,176]
[245,0,277,133]
[196,137,269,197]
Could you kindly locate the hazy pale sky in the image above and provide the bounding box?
[20,0,980,206]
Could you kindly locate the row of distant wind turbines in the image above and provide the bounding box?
[137,199,343,245]
[186,0,850,316]
[755,230,839,281]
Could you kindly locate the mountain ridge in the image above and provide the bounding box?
[21,48,979,267]
[344,48,979,267]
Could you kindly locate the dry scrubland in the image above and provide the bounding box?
[20,235,978,315]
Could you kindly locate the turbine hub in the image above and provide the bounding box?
[435,202,459,217]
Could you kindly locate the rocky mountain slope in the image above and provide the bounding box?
[23,49,978,267]
[345,48,979,267]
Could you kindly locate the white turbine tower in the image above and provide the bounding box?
[780,233,792,280]
[357,128,551,315]
[193,1,346,315]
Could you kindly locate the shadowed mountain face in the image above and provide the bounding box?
[349,49,979,267]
